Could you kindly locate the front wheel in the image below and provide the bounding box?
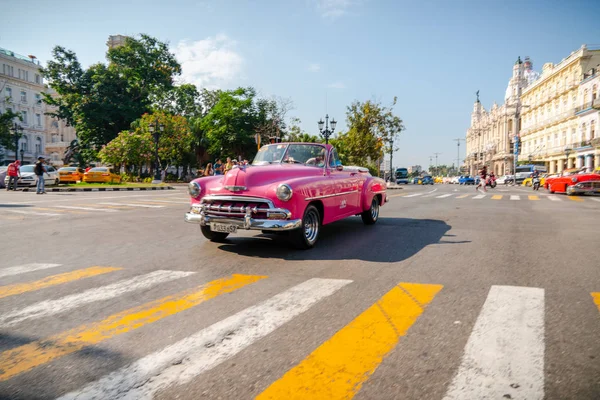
[200,225,229,242]
[290,205,321,249]
[361,196,380,225]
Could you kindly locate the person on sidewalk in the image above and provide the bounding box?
[34,156,47,194]
[6,160,21,191]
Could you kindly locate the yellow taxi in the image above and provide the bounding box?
[434,176,444,184]
[523,173,552,187]
[58,166,85,183]
[83,167,122,183]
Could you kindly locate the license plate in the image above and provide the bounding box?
[210,223,237,233]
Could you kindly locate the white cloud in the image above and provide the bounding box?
[308,63,321,72]
[314,0,355,19]
[327,81,346,89]
[173,34,243,89]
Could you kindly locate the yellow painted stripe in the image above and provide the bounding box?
[491,195,502,200]
[0,266,120,300]
[456,194,470,199]
[528,195,540,201]
[257,282,443,400]
[567,196,584,202]
[0,273,265,381]
[388,193,405,198]
[592,293,600,312]
[32,207,88,214]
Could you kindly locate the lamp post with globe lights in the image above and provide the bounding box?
[318,114,337,145]
[148,120,164,183]
[11,123,23,162]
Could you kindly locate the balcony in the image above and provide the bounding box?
[575,101,594,115]
[593,98,600,110]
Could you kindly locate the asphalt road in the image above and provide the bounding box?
[0,184,599,400]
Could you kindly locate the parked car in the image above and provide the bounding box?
[420,175,434,185]
[450,176,460,184]
[496,175,514,185]
[58,166,85,183]
[412,177,420,184]
[0,166,7,189]
[83,167,122,183]
[184,143,387,249]
[545,167,600,194]
[3,164,60,187]
[458,175,475,185]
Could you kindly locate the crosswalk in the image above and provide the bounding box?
[1,197,190,220]
[393,192,600,203]
[1,262,599,399]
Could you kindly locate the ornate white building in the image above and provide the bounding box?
[0,47,47,165]
[465,57,530,176]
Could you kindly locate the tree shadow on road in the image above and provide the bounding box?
[216,217,463,262]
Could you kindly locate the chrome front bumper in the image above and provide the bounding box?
[184,213,301,231]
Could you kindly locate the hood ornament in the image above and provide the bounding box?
[224,185,247,192]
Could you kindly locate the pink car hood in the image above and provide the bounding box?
[219,164,322,190]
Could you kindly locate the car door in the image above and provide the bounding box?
[44,166,56,184]
[328,148,360,215]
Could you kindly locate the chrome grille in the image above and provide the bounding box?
[201,197,271,219]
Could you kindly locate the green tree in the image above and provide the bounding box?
[285,117,320,143]
[42,34,181,162]
[0,109,22,162]
[152,83,202,118]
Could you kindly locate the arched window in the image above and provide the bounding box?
[591,120,596,140]
[581,123,587,142]
[35,137,42,154]
[593,85,598,101]
[22,136,29,152]
[583,89,589,104]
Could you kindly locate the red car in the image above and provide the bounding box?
[545,167,600,195]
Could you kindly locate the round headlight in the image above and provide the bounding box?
[276,184,293,201]
[188,181,201,198]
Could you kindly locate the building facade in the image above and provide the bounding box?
[44,88,78,166]
[519,45,600,173]
[0,47,47,165]
[465,57,530,177]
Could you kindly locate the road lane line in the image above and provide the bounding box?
[528,195,540,201]
[491,195,502,200]
[56,206,118,212]
[567,196,584,202]
[57,278,352,400]
[590,198,600,202]
[456,194,470,199]
[592,293,600,312]
[387,193,405,198]
[257,282,443,400]
[473,195,486,199]
[0,266,121,300]
[98,202,165,208]
[510,195,520,200]
[547,196,561,201]
[0,192,184,206]
[436,194,453,198]
[0,273,265,382]
[0,270,195,328]
[403,193,424,198]
[4,209,61,216]
[443,285,544,400]
[0,263,61,279]
[141,199,190,204]
[32,207,89,214]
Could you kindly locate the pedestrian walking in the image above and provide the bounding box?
[203,163,214,177]
[224,157,233,174]
[214,159,223,175]
[34,156,47,194]
[476,165,487,193]
[6,160,21,191]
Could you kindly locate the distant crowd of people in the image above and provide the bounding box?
[201,157,249,177]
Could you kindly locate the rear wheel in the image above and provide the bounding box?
[200,225,229,242]
[361,196,380,225]
[290,205,321,249]
[549,184,555,194]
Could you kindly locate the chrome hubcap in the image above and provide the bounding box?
[371,199,379,220]
[304,210,319,244]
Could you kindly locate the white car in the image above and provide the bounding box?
[496,175,515,185]
[450,176,460,184]
[3,164,60,188]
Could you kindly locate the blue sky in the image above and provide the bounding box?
[2,0,599,169]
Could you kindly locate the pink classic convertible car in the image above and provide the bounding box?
[185,143,387,249]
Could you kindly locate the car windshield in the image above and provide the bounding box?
[89,168,108,172]
[60,167,77,171]
[20,166,34,173]
[252,144,327,167]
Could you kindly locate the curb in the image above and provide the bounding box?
[19,186,175,192]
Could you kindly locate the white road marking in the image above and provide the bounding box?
[510,195,521,200]
[547,196,561,201]
[0,263,61,279]
[589,197,600,202]
[403,193,424,198]
[0,270,194,328]
[58,278,352,400]
[56,206,118,212]
[436,194,453,198]
[0,192,184,206]
[137,200,190,204]
[4,209,61,216]
[443,285,544,400]
[472,195,486,199]
[98,202,165,208]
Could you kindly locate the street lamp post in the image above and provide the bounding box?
[20,147,24,163]
[11,123,23,162]
[318,114,337,145]
[564,147,572,171]
[148,120,164,183]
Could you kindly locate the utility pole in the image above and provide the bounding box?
[453,138,465,176]
[429,156,433,174]
[434,152,442,176]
